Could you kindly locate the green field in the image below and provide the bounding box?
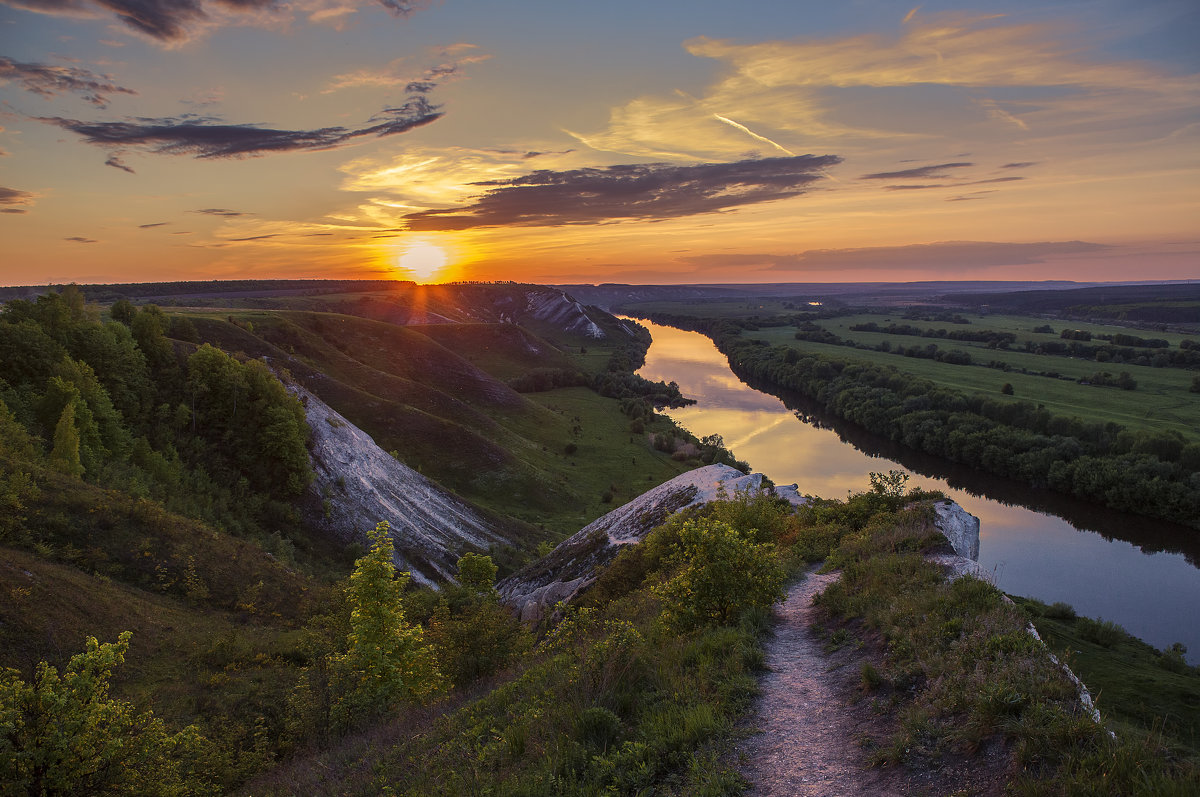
[743,319,1199,442]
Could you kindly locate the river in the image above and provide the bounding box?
[634,318,1200,661]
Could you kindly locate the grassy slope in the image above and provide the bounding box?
[181,308,690,541]
[0,455,333,778]
[1013,597,1200,756]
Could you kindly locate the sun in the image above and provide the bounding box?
[398,241,449,282]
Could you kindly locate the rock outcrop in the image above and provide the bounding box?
[294,383,512,587]
[523,288,607,339]
[499,464,806,622]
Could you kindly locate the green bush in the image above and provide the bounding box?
[652,517,784,631]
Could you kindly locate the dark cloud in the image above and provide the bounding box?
[65,235,98,243]
[227,233,276,241]
[138,221,168,227]
[678,241,1110,273]
[36,96,442,164]
[105,153,135,173]
[403,154,841,231]
[0,185,36,212]
[193,208,249,216]
[1002,162,1037,169]
[861,162,973,180]
[5,0,431,42]
[970,176,1024,185]
[884,176,1024,192]
[400,60,461,93]
[0,56,137,107]
[377,0,432,17]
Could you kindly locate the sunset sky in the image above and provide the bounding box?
[2,0,1197,286]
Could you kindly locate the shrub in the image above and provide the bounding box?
[652,518,784,630]
[1077,617,1128,648]
[1044,601,1077,621]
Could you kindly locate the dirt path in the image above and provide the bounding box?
[738,567,905,797]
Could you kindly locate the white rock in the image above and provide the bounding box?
[293,383,511,588]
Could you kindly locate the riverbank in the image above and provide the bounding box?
[632,317,1200,661]
[638,311,1200,531]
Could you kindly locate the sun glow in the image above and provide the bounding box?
[398,241,449,282]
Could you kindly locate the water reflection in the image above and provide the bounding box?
[634,319,1200,661]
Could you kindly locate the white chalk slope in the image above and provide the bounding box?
[294,383,512,587]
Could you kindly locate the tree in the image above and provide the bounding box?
[48,401,84,478]
[0,632,213,795]
[456,552,498,593]
[427,553,530,687]
[109,299,136,326]
[328,522,442,731]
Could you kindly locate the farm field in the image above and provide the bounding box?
[748,325,1199,442]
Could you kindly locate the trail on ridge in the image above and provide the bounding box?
[739,567,904,796]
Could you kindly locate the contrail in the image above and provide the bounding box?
[713,114,795,156]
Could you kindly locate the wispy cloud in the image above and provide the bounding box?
[3,0,434,43]
[571,11,1199,166]
[862,162,972,180]
[193,207,251,216]
[0,56,137,107]
[403,154,841,230]
[36,96,442,169]
[324,45,490,93]
[138,221,169,227]
[64,235,98,243]
[0,185,37,213]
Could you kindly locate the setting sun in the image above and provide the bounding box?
[398,241,449,282]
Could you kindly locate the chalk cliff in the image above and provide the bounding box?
[294,383,511,587]
[499,464,806,621]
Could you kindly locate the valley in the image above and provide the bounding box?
[0,279,1197,794]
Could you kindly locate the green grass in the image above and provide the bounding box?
[745,325,1200,441]
[791,495,1200,792]
[1014,596,1200,757]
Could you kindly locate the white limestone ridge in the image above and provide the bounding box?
[524,288,607,339]
[292,383,512,588]
[499,464,806,622]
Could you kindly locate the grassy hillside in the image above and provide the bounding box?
[177,309,693,542]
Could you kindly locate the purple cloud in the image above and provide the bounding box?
[404,154,842,230]
[0,56,137,107]
[36,97,442,166]
[2,0,431,42]
[862,162,973,180]
[0,185,37,213]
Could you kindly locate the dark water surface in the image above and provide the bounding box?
[634,319,1200,661]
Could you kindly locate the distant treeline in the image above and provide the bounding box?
[643,312,1200,531]
[507,321,695,412]
[813,319,1200,371]
[0,279,417,304]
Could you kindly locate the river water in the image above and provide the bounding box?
[634,319,1200,661]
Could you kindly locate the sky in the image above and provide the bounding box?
[1,0,1198,286]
